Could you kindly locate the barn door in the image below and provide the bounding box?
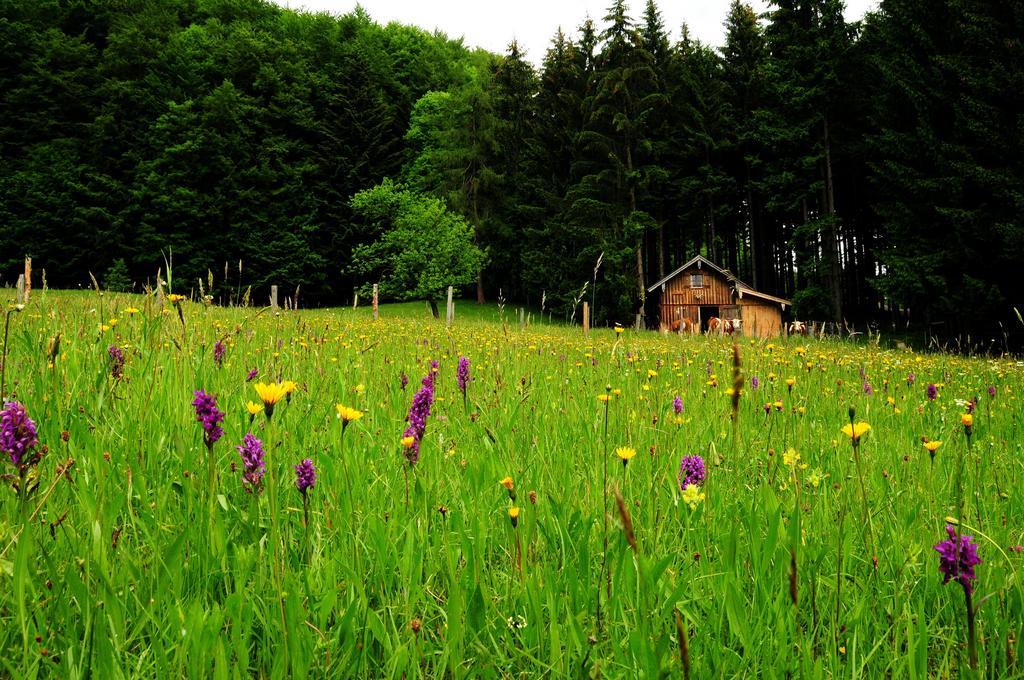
[721,305,740,320]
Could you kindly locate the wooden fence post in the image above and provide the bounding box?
[446,286,454,326]
[270,285,278,310]
[372,284,379,321]
[583,302,590,336]
[16,275,25,305]
[23,257,31,303]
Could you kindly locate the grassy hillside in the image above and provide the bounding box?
[0,290,1020,676]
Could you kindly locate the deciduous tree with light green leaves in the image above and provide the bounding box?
[349,179,487,317]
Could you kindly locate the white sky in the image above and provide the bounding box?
[273,1,879,63]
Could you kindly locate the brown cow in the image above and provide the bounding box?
[707,317,741,335]
[667,318,696,334]
[789,321,808,336]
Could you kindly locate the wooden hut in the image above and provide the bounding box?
[646,255,791,338]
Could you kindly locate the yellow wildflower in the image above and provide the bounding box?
[615,447,637,466]
[336,404,363,427]
[254,382,288,417]
[841,421,871,442]
[682,483,705,511]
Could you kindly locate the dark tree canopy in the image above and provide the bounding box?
[1,0,1022,339]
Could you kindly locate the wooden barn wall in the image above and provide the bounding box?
[739,301,782,338]
[655,265,785,337]
[658,266,733,325]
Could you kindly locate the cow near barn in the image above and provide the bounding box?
[707,317,742,336]
[789,321,808,336]
[666,317,697,334]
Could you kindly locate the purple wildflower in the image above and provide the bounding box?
[213,340,226,367]
[108,345,125,380]
[457,356,470,393]
[967,398,978,414]
[926,383,938,400]
[863,382,874,396]
[907,372,916,386]
[750,376,760,390]
[295,458,316,493]
[934,524,982,594]
[236,433,265,493]
[246,367,258,382]
[402,370,436,466]
[677,455,706,490]
[400,372,409,391]
[673,396,684,414]
[987,386,996,399]
[192,390,225,447]
[0,402,39,467]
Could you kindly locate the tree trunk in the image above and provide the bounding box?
[626,144,645,324]
[657,224,665,280]
[822,116,842,323]
[476,271,485,305]
[746,163,758,289]
[429,299,440,318]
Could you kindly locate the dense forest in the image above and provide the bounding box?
[1,0,1022,334]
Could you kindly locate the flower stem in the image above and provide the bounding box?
[965,586,978,671]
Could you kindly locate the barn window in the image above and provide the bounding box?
[689,273,703,288]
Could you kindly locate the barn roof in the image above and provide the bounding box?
[647,254,791,309]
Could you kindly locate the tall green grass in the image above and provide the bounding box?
[0,290,1021,677]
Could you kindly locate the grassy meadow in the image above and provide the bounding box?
[0,290,1022,678]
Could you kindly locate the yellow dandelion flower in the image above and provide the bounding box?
[841,421,871,441]
[615,447,637,465]
[400,436,415,448]
[254,382,288,417]
[923,440,942,453]
[336,404,363,424]
[245,401,264,416]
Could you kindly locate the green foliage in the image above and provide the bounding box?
[103,258,131,292]
[1,0,1022,337]
[349,179,486,303]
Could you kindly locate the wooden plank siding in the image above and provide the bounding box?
[659,265,733,327]
[740,301,783,338]
[655,261,786,337]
